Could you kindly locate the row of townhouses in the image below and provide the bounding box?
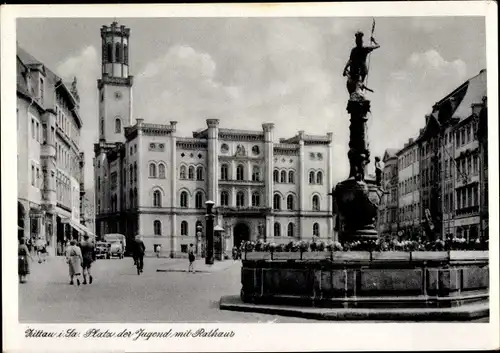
[378,69,488,242]
[17,44,95,256]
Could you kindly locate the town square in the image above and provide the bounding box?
[12,13,491,325]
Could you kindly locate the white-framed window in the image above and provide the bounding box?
[188,166,195,180]
[159,163,166,179]
[115,118,122,133]
[153,190,161,207]
[181,221,188,236]
[273,169,279,182]
[236,191,245,207]
[31,164,35,186]
[221,164,229,180]
[180,165,187,179]
[149,163,157,178]
[316,171,323,184]
[286,195,295,210]
[313,223,320,237]
[195,192,204,209]
[309,171,315,184]
[180,191,189,208]
[196,166,204,181]
[154,220,162,236]
[220,191,229,206]
[274,222,281,237]
[251,192,260,207]
[312,195,320,211]
[280,170,286,183]
[287,223,295,237]
[273,194,281,210]
[288,171,295,183]
[236,165,244,181]
[252,166,260,181]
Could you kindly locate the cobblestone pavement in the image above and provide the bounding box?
[18,256,489,323]
[18,256,314,323]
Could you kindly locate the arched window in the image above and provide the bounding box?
[252,166,260,181]
[220,191,229,206]
[181,221,188,236]
[288,170,295,183]
[154,220,162,236]
[195,192,204,209]
[313,223,320,237]
[309,171,315,184]
[129,189,133,209]
[129,166,133,184]
[115,118,121,133]
[280,170,286,183]
[180,191,188,208]
[312,195,320,211]
[236,191,245,207]
[188,166,195,180]
[273,169,279,182]
[221,164,228,180]
[180,165,187,179]
[196,166,204,181]
[287,223,295,238]
[153,190,161,207]
[251,192,260,207]
[316,171,323,184]
[273,194,281,210]
[236,164,244,181]
[287,195,295,210]
[158,163,166,179]
[115,42,121,62]
[274,222,281,237]
[107,43,113,62]
[149,163,157,178]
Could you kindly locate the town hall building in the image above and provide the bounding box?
[94,22,336,257]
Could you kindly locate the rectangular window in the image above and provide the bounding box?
[31,119,35,139]
[36,167,40,188]
[39,77,44,103]
[42,123,48,144]
[36,122,40,142]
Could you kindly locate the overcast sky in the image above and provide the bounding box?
[17,17,486,188]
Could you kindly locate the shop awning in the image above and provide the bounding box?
[61,218,95,237]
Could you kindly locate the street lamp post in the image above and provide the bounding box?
[205,200,215,265]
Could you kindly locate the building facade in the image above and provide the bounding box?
[378,149,398,237]
[94,22,335,257]
[17,45,90,255]
[378,69,487,242]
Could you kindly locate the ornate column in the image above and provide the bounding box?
[170,121,177,257]
[206,119,219,204]
[298,131,305,240]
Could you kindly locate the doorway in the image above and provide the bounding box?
[233,223,250,248]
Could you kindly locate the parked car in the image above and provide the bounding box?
[95,241,111,259]
[103,234,126,259]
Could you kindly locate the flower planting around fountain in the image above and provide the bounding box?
[235,238,489,316]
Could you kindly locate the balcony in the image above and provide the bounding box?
[455,206,479,217]
[218,179,264,187]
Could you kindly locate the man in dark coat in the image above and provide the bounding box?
[79,234,96,284]
[133,235,146,275]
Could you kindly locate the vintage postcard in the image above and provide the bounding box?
[1,2,498,352]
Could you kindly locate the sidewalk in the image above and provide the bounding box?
[156,258,240,273]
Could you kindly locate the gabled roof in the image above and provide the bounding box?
[382,148,399,162]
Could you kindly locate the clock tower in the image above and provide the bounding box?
[97,21,133,143]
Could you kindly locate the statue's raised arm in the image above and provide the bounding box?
[343,31,380,97]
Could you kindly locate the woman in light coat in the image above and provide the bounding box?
[65,240,83,286]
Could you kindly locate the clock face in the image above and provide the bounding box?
[114,91,122,100]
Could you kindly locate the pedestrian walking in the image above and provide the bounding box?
[18,238,34,283]
[35,237,46,263]
[188,243,196,273]
[134,235,146,275]
[155,244,161,258]
[79,235,96,285]
[65,240,83,286]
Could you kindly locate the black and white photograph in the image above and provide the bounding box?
[2,2,498,352]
